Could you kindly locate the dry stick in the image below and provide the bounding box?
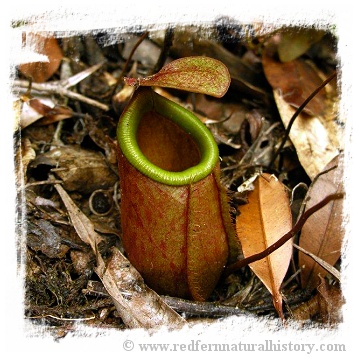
[152,27,174,74]
[223,192,344,277]
[268,71,337,170]
[116,31,149,86]
[292,243,341,281]
[161,296,249,318]
[15,79,109,111]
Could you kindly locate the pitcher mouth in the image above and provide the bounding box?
[117,87,219,186]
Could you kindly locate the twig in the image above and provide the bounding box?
[293,243,341,281]
[27,314,95,322]
[223,192,344,277]
[82,280,250,318]
[14,80,109,111]
[153,27,174,74]
[14,63,110,111]
[116,31,149,85]
[161,296,249,317]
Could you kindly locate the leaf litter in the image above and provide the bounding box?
[235,173,293,320]
[297,154,345,290]
[13,23,346,336]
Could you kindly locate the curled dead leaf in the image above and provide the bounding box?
[20,97,73,128]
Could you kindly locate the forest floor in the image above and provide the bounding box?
[13,23,345,338]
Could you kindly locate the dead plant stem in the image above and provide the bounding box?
[116,31,149,85]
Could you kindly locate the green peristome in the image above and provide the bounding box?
[117,87,219,186]
[117,87,239,300]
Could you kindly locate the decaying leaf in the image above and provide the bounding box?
[262,41,342,179]
[291,277,343,324]
[83,115,119,165]
[26,219,70,259]
[298,155,344,290]
[55,183,186,330]
[316,276,344,324]
[19,33,63,83]
[236,173,293,319]
[125,56,231,98]
[31,146,117,194]
[70,250,94,276]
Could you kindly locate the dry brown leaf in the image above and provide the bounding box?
[236,173,293,319]
[273,92,341,180]
[19,99,44,128]
[298,155,344,290]
[84,115,118,166]
[262,41,342,179]
[55,183,186,330]
[19,33,63,83]
[291,292,320,321]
